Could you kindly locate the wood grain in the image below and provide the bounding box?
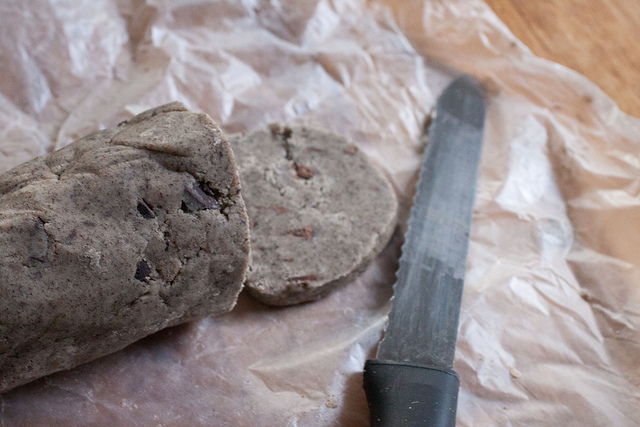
[484,0,640,118]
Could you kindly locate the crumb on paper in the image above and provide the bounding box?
[509,366,522,379]
[120,399,139,410]
[325,395,338,409]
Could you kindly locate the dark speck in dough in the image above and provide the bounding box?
[137,199,156,219]
[181,180,220,213]
[135,260,152,281]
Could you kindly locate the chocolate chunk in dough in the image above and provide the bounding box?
[0,102,250,393]
[231,125,398,306]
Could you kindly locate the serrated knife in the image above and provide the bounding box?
[363,75,486,426]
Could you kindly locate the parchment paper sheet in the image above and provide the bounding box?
[1,0,639,425]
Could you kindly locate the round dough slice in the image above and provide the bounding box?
[231,125,398,306]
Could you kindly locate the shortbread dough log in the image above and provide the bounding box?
[231,125,398,306]
[0,102,250,393]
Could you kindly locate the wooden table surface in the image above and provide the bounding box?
[484,0,640,118]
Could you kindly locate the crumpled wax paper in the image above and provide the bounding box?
[1,0,639,425]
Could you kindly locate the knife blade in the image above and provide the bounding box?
[363,75,486,427]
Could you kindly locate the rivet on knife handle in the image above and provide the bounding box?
[363,75,486,427]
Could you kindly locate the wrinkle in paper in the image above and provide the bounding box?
[0,0,639,425]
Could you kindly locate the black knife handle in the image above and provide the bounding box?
[363,360,459,427]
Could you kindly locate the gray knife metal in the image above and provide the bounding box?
[363,75,486,426]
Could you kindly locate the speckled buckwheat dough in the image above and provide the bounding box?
[0,102,250,393]
[230,125,398,306]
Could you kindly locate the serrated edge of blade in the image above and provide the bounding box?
[376,74,486,359]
